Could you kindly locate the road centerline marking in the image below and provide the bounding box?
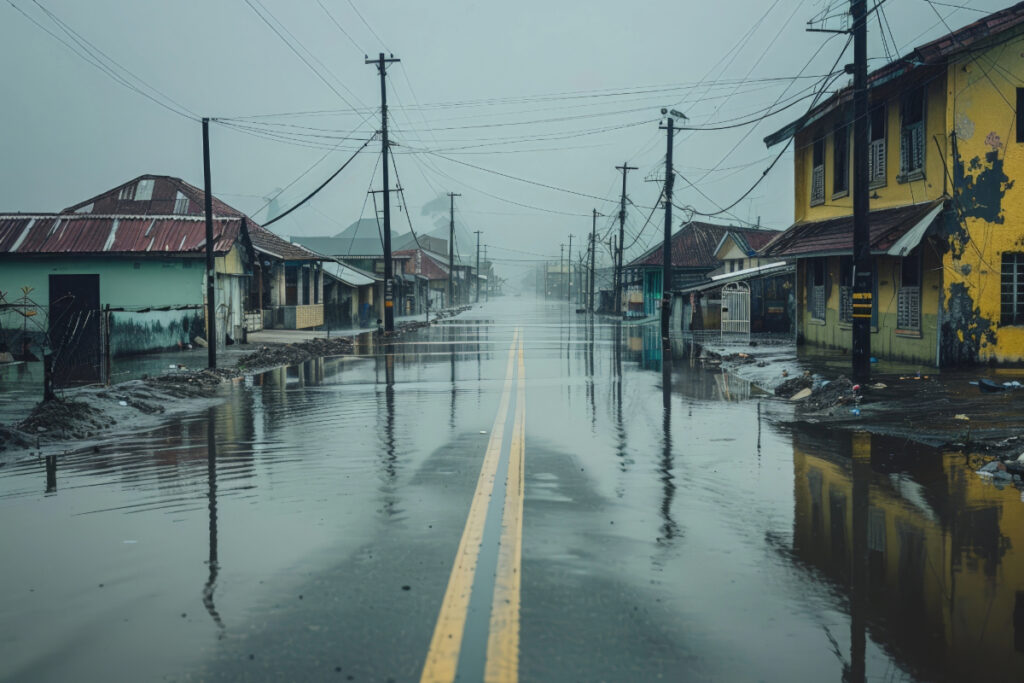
[484,333,527,683]
[420,329,520,683]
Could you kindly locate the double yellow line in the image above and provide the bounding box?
[421,329,527,683]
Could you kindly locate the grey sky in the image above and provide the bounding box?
[0,0,1008,281]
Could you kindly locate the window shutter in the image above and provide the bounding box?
[912,123,925,173]
[899,130,909,176]
[870,139,886,182]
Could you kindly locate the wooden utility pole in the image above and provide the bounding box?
[590,209,598,312]
[483,245,489,301]
[560,243,565,300]
[447,192,460,306]
[851,0,872,383]
[659,116,678,347]
[366,53,400,331]
[474,230,482,303]
[614,163,637,316]
[202,117,217,369]
[567,235,573,303]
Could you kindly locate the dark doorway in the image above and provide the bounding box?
[48,274,101,386]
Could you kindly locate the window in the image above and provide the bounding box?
[1002,252,1024,325]
[118,184,135,200]
[285,265,298,306]
[811,135,825,205]
[897,251,921,331]
[839,256,853,324]
[134,178,155,201]
[173,191,189,214]
[1017,89,1024,143]
[869,105,886,186]
[899,88,925,179]
[810,258,826,321]
[833,123,849,196]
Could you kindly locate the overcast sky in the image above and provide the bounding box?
[0,0,1010,282]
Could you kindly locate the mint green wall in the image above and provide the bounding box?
[0,256,204,309]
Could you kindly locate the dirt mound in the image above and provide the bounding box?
[17,398,116,441]
[238,336,355,371]
[800,377,856,412]
[774,374,813,398]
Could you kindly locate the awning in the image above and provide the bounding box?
[759,199,946,259]
[678,262,794,295]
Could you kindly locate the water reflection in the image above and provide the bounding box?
[787,427,1024,682]
[657,359,678,545]
[44,455,56,494]
[202,407,224,632]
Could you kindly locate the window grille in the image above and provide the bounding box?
[1002,252,1024,325]
[811,137,825,205]
[897,287,920,330]
[900,90,925,177]
[839,286,853,324]
[868,106,886,185]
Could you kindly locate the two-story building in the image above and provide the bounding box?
[762,3,1024,365]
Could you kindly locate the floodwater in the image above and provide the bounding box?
[1,297,1023,682]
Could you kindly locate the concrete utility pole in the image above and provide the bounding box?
[615,163,637,316]
[447,192,460,307]
[474,230,482,303]
[659,112,682,347]
[366,53,400,332]
[484,245,489,301]
[567,235,573,304]
[590,209,598,313]
[201,117,216,369]
[851,0,872,383]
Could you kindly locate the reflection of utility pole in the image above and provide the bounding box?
[203,408,225,630]
[483,246,489,301]
[560,244,565,300]
[849,430,870,683]
[615,163,637,316]
[659,359,677,544]
[365,53,400,332]
[447,192,461,307]
[45,455,57,494]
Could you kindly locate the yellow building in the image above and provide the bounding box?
[762,4,1024,365]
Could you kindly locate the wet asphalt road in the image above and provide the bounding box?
[2,296,1024,682]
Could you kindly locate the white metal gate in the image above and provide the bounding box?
[720,282,750,342]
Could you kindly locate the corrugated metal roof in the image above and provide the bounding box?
[765,2,1024,147]
[0,214,243,255]
[393,249,449,280]
[628,222,782,269]
[322,260,377,287]
[759,200,946,258]
[249,224,328,262]
[679,262,793,294]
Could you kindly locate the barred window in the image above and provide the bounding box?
[897,251,921,331]
[839,256,853,324]
[810,258,826,321]
[811,135,825,206]
[1002,252,1024,325]
[900,88,925,178]
[869,106,886,186]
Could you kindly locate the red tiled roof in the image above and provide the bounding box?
[0,214,243,255]
[628,222,782,269]
[759,200,945,258]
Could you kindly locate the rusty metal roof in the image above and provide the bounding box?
[765,2,1024,147]
[627,222,782,269]
[394,249,450,280]
[0,214,244,256]
[249,224,328,262]
[758,200,946,258]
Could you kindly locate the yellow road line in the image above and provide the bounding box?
[420,329,520,683]
[484,335,526,683]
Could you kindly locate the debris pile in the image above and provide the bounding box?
[15,398,115,441]
[800,377,857,412]
[774,373,813,398]
[976,453,1024,490]
[238,337,354,370]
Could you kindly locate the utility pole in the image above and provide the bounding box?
[366,53,400,332]
[201,117,216,369]
[567,235,573,304]
[484,245,489,301]
[614,163,637,316]
[447,192,461,307]
[560,244,565,300]
[590,209,598,313]
[474,230,482,303]
[851,0,872,383]
[659,112,683,346]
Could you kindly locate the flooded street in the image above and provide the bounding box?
[2,297,1023,682]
